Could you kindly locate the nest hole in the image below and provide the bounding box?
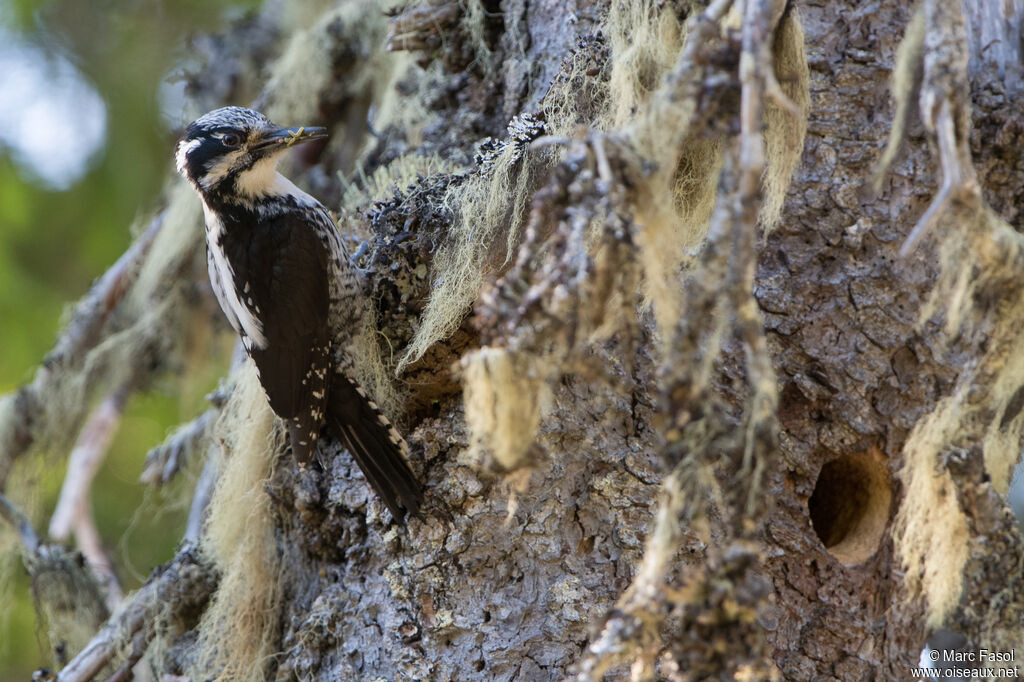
[808,449,892,565]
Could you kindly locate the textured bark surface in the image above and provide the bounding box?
[6,0,1024,680]
[272,0,1024,677]
[760,1,1024,678]
[760,2,938,676]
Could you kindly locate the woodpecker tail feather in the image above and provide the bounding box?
[326,374,421,521]
[287,418,320,466]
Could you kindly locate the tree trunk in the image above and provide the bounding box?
[3,0,1024,680]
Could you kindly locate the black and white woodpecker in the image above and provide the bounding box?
[175,106,420,520]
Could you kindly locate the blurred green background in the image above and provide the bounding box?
[0,0,258,676]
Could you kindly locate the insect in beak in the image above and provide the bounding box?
[251,125,328,152]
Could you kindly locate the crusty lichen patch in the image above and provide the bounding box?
[340,153,458,215]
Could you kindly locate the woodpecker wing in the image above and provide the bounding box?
[216,208,331,465]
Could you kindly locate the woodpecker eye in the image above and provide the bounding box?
[221,133,242,148]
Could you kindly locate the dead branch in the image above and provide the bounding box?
[731,0,783,506]
[27,547,112,670]
[574,468,687,680]
[0,213,164,491]
[4,492,114,664]
[5,410,219,677]
[644,0,734,148]
[49,386,133,609]
[100,630,146,682]
[72,512,122,613]
[140,409,217,487]
[50,546,216,682]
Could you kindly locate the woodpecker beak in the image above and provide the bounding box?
[252,125,328,152]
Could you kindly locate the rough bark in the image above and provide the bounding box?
[4,0,1024,680]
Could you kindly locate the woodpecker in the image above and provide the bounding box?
[175,106,420,520]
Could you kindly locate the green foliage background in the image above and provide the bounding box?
[0,0,258,676]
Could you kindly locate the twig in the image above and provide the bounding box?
[184,447,219,544]
[899,97,980,256]
[899,0,979,256]
[52,546,216,682]
[574,468,687,680]
[528,135,570,150]
[731,0,784,503]
[140,409,216,487]
[100,630,147,682]
[49,387,129,540]
[763,69,801,117]
[74,510,123,611]
[591,135,613,187]
[658,0,735,131]
[0,490,41,553]
[899,101,961,256]
[49,386,133,609]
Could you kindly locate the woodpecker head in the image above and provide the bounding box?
[175,106,327,200]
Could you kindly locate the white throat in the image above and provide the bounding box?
[232,155,280,197]
[233,156,318,206]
